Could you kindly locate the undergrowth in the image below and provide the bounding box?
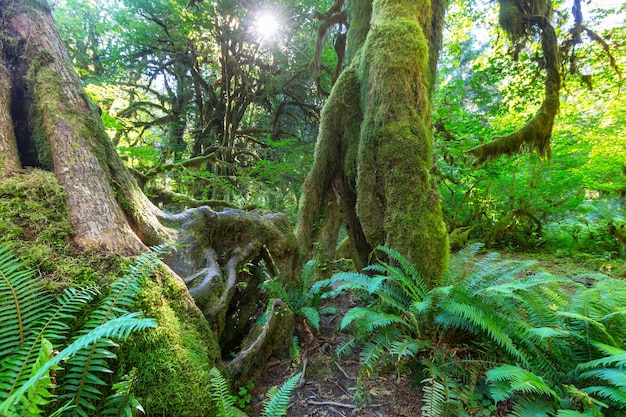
[317,243,626,416]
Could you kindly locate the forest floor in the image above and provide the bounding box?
[250,293,422,417]
[247,250,626,417]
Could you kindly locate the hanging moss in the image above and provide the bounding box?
[498,0,526,40]
[467,12,561,165]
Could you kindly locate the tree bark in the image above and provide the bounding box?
[297,0,449,282]
[0,0,298,388]
[0,62,20,177]
[1,0,173,251]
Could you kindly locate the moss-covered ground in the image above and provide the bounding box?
[0,169,220,416]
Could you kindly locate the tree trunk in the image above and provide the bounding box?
[1,0,172,251]
[297,0,449,282]
[0,61,21,177]
[0,0,299,393]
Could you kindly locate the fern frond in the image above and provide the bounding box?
[579,368,626,387]
[0,254,96,404]
[261,372,301,417]
[421,377,447,417]
[577,343,626,371]
[101,367,144,417]
[10,338,57,417]
[582,386,626,407]
[487,365,558,402]
[389,336,426,360]
[335,338,356,358]
[438,301,525,365]
[0,244,51,358]
[300,260,315,290]
[209,368,237,417]
[61,251,159,416]
[374,245,429,297]
[261,279,289,304]
[440,242,483,287]
[340,307,404,334]
[0,314,157,415]
[300,307,320,331]
[510,395,556,417]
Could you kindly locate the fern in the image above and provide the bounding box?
[260,260,329,330]
[101,368,144,417]
[0,245,160,417]
[209,368,238,417]
[14,338,56,417]
[421,377,447,417]
[487,364,558,401]
[0,315,157,415]
[0,245,97,408]
[261,372,301,417]
[60,249,161,416]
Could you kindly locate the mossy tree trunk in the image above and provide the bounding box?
[297,0,449,282]
[1,0,172,251]
[0,0,299,398]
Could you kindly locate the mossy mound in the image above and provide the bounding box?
[118,267,221,416]
[0,169,220,416]
[0,169,123,288]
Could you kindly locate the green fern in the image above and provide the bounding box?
[209,368,238,417]
[261,372,301,417]
[421,377,448,417]
[0,245,160,417]
[60,249,161,416]
[208,367,300,417]
[101,368,144,417]
[0,315,157,415]
[0,245,97,412]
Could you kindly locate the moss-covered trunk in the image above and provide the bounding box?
[0,1,300,414]
[297,0,449,282]
[1,0,172,251]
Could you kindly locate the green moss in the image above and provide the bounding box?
[0,170,221,416]
[356,0,448,283]
[119,270,220,417]
[0,170,122,288]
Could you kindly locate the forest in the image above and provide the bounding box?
[0,0,625,416]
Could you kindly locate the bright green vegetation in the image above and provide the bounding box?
[0,244,157,416]
[3,0,625,415]
[317,244,626,416]
[0,171,220,416]
[208,367,301,417]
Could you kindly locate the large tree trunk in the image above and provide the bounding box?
[297,0,449,282]
[0,0,299,395]
[1,0,171,251]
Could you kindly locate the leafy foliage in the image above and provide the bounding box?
[0,245,160,416]
[261,260,327,330]
[208,367,301,417]
[322,243,626,415]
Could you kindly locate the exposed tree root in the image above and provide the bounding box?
[159,205,300,379]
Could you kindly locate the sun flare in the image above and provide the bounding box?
[253,11,280,40]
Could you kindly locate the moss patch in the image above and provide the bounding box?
[118,268,220,417]
[0,169,221,416]
[0,170,122,288]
